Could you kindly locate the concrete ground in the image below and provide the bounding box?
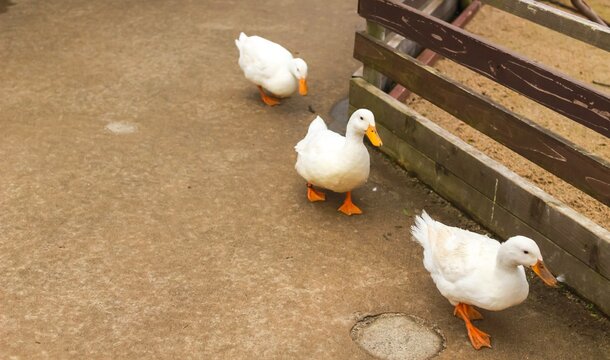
[0,0,608,359]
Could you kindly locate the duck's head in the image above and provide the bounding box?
[502,236,557,287]
[290,58,308,96]
[348,109,382,147]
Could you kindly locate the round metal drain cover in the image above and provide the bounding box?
[350,313,445,360]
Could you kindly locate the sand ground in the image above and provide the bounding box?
[407,2,610,229]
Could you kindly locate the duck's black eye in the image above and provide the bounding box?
[359,116,363,120]
[523,250,529,254]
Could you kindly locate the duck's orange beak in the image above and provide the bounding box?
[299,78,308,96]
[365,125,382,147]
[532,259,558,287]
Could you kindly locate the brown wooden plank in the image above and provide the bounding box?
[362,21,387,89]
[353,0,457,80]
[349,78,610,314]
[389,0,482,101]
[350,77,610,280]
[376,119,610,316]
[401,0,431,8]
[374,121,610,316]
[354,31,610,206]
[481,0,610,51]
[357,0,610,138]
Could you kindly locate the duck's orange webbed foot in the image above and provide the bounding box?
[257,86,280,106]
[466,323,491,350]
[338,191,362,216]
[454,303,491,350]
[307,183,326,202]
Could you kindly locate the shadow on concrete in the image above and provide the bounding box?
[0,0,15,14]
[328,97,349,135]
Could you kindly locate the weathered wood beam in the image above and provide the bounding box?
[357,0,610,137]
[349,77,610,314]
[352,0,457,79]
[389,0,482,101]
[350,76,610,279]
[362,21,386,89]
[481,0,610,50]
[354,31,610,207]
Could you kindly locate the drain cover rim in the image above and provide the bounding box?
[350,312,446,360]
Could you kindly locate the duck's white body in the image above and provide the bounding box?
[235,33,300,97]
[411,212,529,311]
[295,116,371,193]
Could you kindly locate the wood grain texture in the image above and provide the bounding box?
[481,0,610,51]
[350,77,610,280]
[354,32,610,206]
[362,20,387,89]
[377,120,610,316]
[357,0,610,137]
[389,0,482,101]
[349,78,610,314]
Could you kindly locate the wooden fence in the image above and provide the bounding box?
[350,0,610,314]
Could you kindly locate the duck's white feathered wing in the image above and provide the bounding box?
[295,116,347,186]
[235,33,293,84]
[295,116,328,153]
[411,211,499,304]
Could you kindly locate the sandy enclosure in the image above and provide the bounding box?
[405,4,610,229]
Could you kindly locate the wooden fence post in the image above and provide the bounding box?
[353,0,610,314]
[362,21,386,89]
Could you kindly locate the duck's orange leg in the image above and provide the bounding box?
[257,86,280,106]
[338,191,362,216]
[454,303,484,321]
[454,303,491,350]
[307,183,326,202]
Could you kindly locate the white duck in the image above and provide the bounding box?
[295,109,382,215]
[235,32,308,106]
[411,211,557,350]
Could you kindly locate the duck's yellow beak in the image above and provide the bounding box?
[532,259,558,287]
[299,78,308,96]
[366,125,382,147]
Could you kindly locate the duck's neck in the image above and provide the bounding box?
[494,245,529,308]
[496,245,519,272]
[345,127,364,148]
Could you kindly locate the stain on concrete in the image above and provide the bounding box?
[105,121,138,134]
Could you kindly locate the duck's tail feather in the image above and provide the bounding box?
[235,32,247,50]
[307,116,327,134]
[295,116,327,152]
[411,210,434,248]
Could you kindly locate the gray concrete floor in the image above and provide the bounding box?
[0,0,608,358]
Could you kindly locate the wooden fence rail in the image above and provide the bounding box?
[389,0,482,101]
[358,0,610,138]
[352,0,610,314]
[481,0,610,51]
[354,31,610,207]
[350,78,610,315]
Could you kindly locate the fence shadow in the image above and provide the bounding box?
[0,0,15,14]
